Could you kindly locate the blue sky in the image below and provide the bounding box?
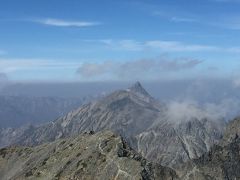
[0,0,240,81]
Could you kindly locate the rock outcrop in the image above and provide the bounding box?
[0,131,178,180]
[180,136,240,180]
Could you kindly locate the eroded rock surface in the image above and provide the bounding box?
[0,131,178,180]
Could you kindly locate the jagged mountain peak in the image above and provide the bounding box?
[128,81,151,97]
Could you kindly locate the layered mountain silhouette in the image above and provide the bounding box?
[1,82,240,179]
[0,96,91,128]
[0,82,224,169]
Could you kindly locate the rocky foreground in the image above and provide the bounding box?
[1,118,240,180]
[0,131,178,180]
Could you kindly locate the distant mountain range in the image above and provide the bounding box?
[0,82,225,169]
[0,96,95,128]
[1,82,240,179]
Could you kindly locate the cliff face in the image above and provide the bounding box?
[0,131,178,180]
[178,117,240,180]
[221,117,240,145]
[179,137,240,180]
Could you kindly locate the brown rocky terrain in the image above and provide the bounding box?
[0,131,178,180]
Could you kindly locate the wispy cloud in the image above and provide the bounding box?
[33,18,101,27]
[145,40,219,52]
[170,17,196,23]
[0,58,80,73]
[89,39,219,52]
[153,10,198,24]
[153,7,240,31]
[85,39,240,53]
[166,99,239,124]
[76,57,203,80]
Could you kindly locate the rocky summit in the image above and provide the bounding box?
[0,131,178,180]
[0,82,224,169]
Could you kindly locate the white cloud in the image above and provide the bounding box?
[86,39,240,53]
[166,99,239,124]
[76,57,203,80]
[92,39,144,51]
[152,10,198,23]
[145,40,219,52]
[0,58,80,73]
[94,39,220,52]
[170,17,196,23]
[153,7,240,31]
[34,18,101,27]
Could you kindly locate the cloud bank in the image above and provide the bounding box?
[0,58,81,73]
[166,99,240,124]
[76,57,203,80]
[88,39,240,53]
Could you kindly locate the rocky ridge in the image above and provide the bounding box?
[0,131,178,180]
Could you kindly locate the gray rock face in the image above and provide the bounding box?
[179,136,240,180]
[221,117,240,145]
[137,118,224,168]
[176,116,240,180]
[0,131,179,180]
[0,82,224,168]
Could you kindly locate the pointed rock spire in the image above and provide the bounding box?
[128,81,151,97]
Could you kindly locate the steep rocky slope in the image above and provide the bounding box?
[0,131,178,180]
[189,138,240,180]
[179,117,240,180]
[0,82,224,168]
[136,118,224,169]
[221,117,240,145]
